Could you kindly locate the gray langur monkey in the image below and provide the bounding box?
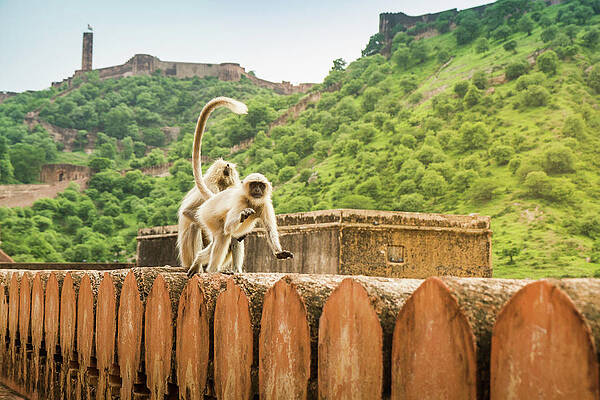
[177,158,240,270]
[186,101,293,277]
[177,97,247,273]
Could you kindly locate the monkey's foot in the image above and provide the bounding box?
[240,208,255,222]
[276,251,294,260]
[187,266,200,278]
[220,270,235,275]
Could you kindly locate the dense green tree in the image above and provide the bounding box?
[542,144,575,173]
[475,37,490,53]
[537,51,559,75]
[505,60,528,79]
[582,28,600,48]
[503,40,518,52]
[517,14,535,35]
[105,104,134,139]
[454,81,469,98]
[458,122,489,150]
[455,10,481,44]
[464,85,482,107]
[493,25,512,41]
[9,143,45,183]
[472,71,488,90]
[362,33,384,57]
[541,26,558,43]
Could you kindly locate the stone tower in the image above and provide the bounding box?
[82,32,93,71]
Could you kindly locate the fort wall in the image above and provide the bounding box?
[52,54,313,95]
[40,163,91,184]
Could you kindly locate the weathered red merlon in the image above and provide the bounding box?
[175,276,209,400]
[259,278,311,400]
[318,278,383,399]
[117,271,143,400]
[491,280,600,399]
[392,277,477,399]
[213,279,253,400]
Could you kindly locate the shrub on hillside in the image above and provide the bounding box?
[505,60,529,80]
[451,169,478,191]
[542,144,575,174]
[277,166,295,183]
[420,170,447,197]
[396,179,417,195]
[503,40,517,53]
[339,194,375,209]
[475,37,490,53]
[563,115,586,139]
[469,178,499,202]
[437,48,451,63]
[516,158,543,181]
[464,85,482,107]
[490,144,515,165]
[524,171,553,198]
[588,64,600,93]
[458,122,489,150]
[582,28,600,48]
[541,26,558,43]
[395,193,425,212]
[454,81,469,98]
[537,51,558,75]
[522,85,550,107]
[472,71,488,90]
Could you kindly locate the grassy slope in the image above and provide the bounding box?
[261,8,600,278]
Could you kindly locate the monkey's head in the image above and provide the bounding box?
[205,158,240,191]
[243,173,272,202]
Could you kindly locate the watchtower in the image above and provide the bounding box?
[82,32,93,71]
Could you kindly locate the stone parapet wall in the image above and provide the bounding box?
[0,267,598,399]
[137,209,492,278]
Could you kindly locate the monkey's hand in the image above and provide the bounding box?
[275,251,294,260]
[236,234,247,242]
[240,208,255,222]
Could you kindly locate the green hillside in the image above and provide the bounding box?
[1,0,600,278]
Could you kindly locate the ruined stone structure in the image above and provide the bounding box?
[81,32,93,71]
[137,209,492,278]
[52,32,313,95]
[0,92,17,105]
[379,0,563,51]
[40,163,91,184]
[0,267,598,399]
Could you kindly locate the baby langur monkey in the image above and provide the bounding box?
[186,97,293,277]
[177,159,240,271]
[177,97,247,274]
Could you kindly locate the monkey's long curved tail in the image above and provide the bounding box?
[192,97,248,199]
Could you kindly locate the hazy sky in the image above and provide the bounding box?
[0,0,490,92]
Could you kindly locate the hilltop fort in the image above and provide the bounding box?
[52,31,313,95]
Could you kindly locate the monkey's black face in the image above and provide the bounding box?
[223,164,230,177]
[249,181,266,198]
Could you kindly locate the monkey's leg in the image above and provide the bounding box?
[178,217,200,269]
[231,239,245,273]
[207,235,231,273]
